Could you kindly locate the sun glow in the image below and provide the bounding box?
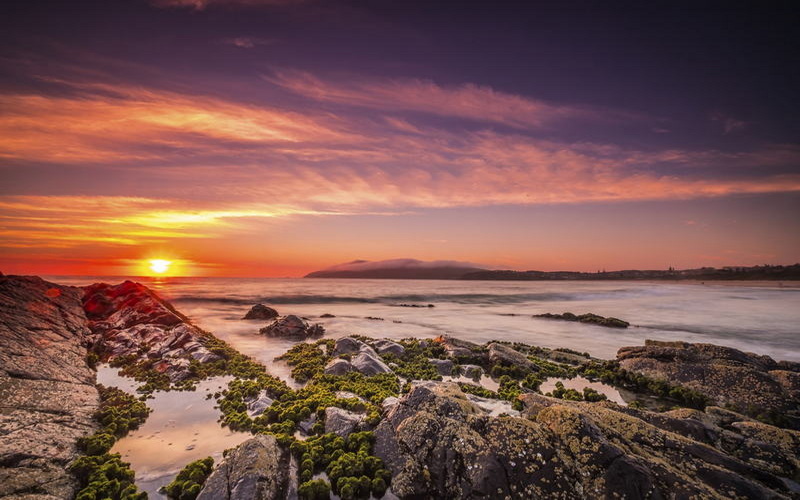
[148,259,172,275]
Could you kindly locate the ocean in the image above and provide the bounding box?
[46,276,800,497]
[52,276,800,363]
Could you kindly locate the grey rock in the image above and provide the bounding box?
[373,339,405,357]
[298,414,317,434]
[259,315,324,338]
[197,434,289,500]
[351,351,392,376]
[325,407,365,437]
[334,336,365,355]
[487,342,536,372]
[429,358,454,376]
[374,381,798,499]
[433,335,484,361]
[324,358,354,376]
[247,394,275,417]
[243,304,279,320]
[0,275,99,499]
[618,340,800,427]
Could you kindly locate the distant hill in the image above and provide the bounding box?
[304,258,485,279]
[306,261,800,280]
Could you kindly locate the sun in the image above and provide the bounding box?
[148,259,172,275]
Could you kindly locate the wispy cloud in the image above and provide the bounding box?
[265,70,606,129]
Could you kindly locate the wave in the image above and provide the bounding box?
[170,291,616,306]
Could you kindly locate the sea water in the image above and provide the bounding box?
[52,276,800,496]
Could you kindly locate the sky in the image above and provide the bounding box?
[1,0,799,277]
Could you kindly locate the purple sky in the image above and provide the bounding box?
[1,1,799,276]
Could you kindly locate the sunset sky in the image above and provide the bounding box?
[1,1,799,276]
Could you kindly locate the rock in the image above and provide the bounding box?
[324,358,354,376]
[0,275,99,499]
[242,304,279,320]
[460,364,483,379]
[618,340,800,428]
[82,280,218,380]
[372,339,405,357]
[320,313,336,318]
[247,394,275,417]
[197,434,289,500]
[298,414,317,434]
[433,335,485,362]
[324,407,365,437]
[429,358,454,376]
[351,351,392,376]
[374,381,798,499]
[534,311,630,328]
[333,336,364,355]
[487,342,536,372]
[259,315,324,338]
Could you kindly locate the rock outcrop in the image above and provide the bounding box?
[0,275,99,499]
[534,312,630,328]
[375,381,799,499]
[242,304,279,320]
[83,280,220,381]
[618,340,800,428]
[197,434,290,500]
[259,315,324,339]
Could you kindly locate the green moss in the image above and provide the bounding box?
[72,385,150,499]
[292,432,389,499]
[377,338,447,381]
[275,339,334,382]
[162,457,214,500]
[298,478,331,500]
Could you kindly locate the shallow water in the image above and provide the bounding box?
[539,376,626,405]
[97,367,250,499]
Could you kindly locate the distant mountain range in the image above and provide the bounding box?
[306,260,800,281]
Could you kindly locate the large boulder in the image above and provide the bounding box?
[197,434,289,500]
[259,315,324,339]
[351,351,392,376]
[0,275,99,499]
[618,340,800,428]
[243,304,279,320]
[433,335,484,361]
[324,407,365,437]
[374,381,798,499]
[82,280,220,380]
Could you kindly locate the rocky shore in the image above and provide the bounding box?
[1,274,799,499]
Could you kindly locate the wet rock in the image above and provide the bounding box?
[618,340,800,428]
[197,434,289,500]
[324,358,354,376]
[373,339,405,357]
[242,304,279,320]
[534,311,630,328]
[247,394,275,417]
[82,280,218,381]
[351,351,392,376]
[374,381,797,499]
[325,407,365,437]
[320,313,336,318]
[259,315,324,339]
[429,358,455,376]
[487,342,536,372]
[0,275,99,499]
[333,336,364,355]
